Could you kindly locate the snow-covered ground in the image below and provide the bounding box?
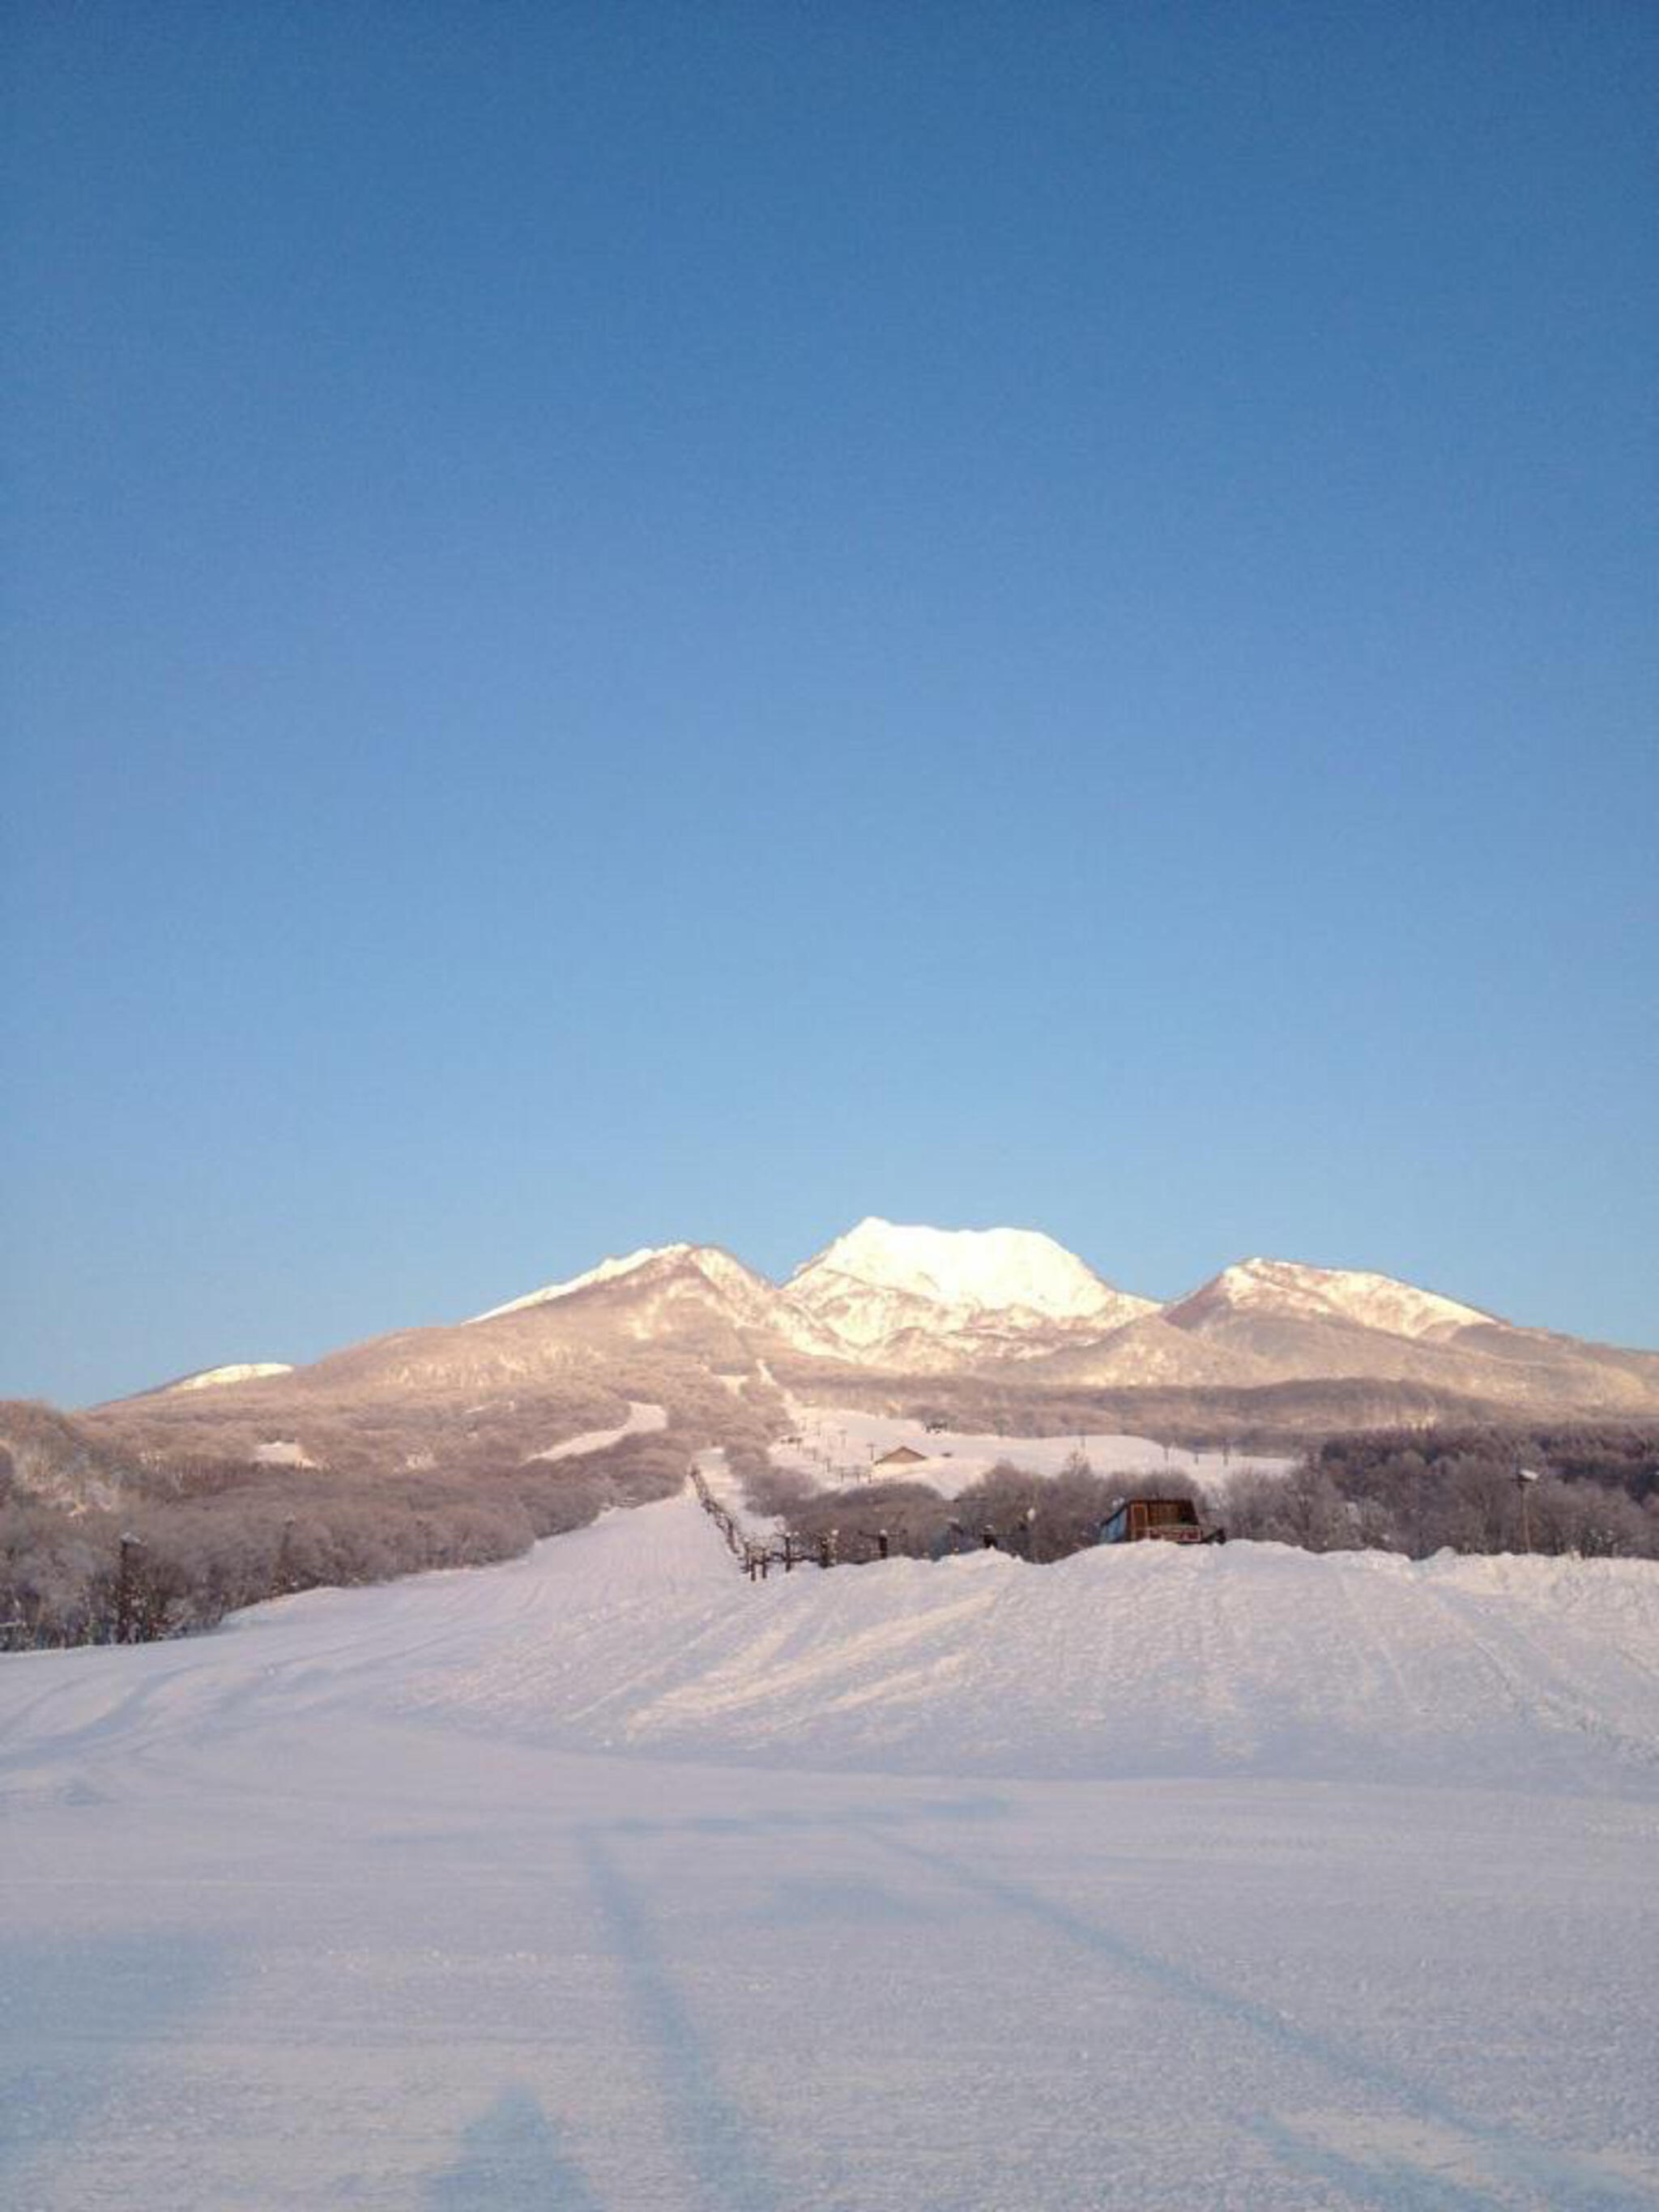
[3,1489,1657,2210]
[252,1437,317,1468]
[774,1401,1290,1498]
[693,1445,768,1528]
[527,1400,667,1462]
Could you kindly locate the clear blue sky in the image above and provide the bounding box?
[4,2,1655,1405]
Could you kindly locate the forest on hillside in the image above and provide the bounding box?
[761,1357,1549,1451]
[0,1398,705,1649]
[2,1353,787,1649]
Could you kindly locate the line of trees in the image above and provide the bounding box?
[746,1456,1202,1564]
[1224,1426,1659,1558]
[760,1359,1526,1451]
[744,1424,1659,1568]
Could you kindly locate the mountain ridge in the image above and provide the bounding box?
[90,1219,1658,1438]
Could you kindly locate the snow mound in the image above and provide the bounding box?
[403,1492,1659,1788]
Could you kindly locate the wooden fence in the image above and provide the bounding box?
[687,1461,832,1579]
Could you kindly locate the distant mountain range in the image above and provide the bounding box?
[449,1219,1523,1377]
[82,1221,1659,1475]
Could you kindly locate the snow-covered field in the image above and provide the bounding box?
[775,1402,1290,1498]
[3,1489,1657,2210]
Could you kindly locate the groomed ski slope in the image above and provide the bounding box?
[527,1400,667,1462]
[3,1487,1657,2211]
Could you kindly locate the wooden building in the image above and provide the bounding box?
[1100,1496,1205,1545]
[872,1444,928,1473]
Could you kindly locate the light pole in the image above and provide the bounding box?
[1516,1468,1541,1554]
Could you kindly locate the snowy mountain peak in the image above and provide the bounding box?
[467,1245,695,1324]
[1175,1257,1495,1340]
[786,1218,1158,1360]
[795,1217,1131,1319]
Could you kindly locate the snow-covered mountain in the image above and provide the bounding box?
[465,1242,844,1361]
[1166,1258,1494,1341]
[790,1219,1141,1325]
[786,1217,1158,1368]
[87,1218,1659,1442]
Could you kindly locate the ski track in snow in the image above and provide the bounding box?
[3,1488,1658,2211]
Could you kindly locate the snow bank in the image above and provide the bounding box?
[399,1491,1659,1789]
[10,1490,1651,1794]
